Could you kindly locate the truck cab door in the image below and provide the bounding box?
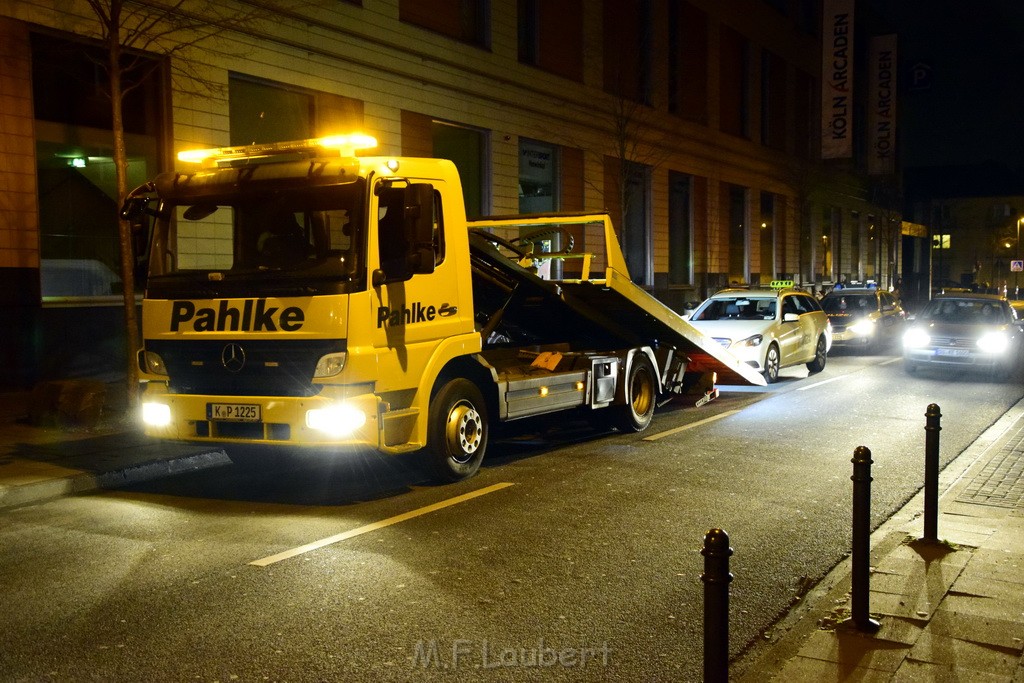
[368,180,465,391]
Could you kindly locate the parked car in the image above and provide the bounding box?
[687,287,832,383]
[821,288,905,351]
[902,294,1024,378]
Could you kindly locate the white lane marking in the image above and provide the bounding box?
[642,409,741,441]
[798,356,901,390]
[249,482,516,567]
[797,375,845,391]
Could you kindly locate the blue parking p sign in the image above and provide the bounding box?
[1012,260,1024,272]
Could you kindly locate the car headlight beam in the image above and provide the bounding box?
[977,331,1010,354]
[849,319,877,337]
[903,328,930,349]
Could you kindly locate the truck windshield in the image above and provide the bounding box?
[147,183,366,295]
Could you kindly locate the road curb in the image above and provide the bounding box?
[0,448,231,510]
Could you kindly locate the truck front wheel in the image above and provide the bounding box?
[428,378,488,482]
[613,354,657,432]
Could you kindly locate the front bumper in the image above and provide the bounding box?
[831,329,873,344]
[139,386,381,448]
[903,348,1003,368]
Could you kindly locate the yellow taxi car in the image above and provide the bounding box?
[686,286,832,383]
[821,288,906,352]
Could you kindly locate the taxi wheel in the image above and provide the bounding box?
[806,336,827,374]
[427,378,488,482]
[613,354,657,432]
[762,343,781,383]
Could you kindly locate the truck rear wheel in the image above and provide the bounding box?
[428,378,488,482]
[613,354,657,432]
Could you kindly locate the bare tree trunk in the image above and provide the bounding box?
[105,4,140,408]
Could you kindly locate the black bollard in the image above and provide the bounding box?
[702,528,733,682]
[850,446,880,633]
[923,404,942,542]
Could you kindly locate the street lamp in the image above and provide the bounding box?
[1017,217,1023,298]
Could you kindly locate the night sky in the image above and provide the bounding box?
[862,0,1024,171]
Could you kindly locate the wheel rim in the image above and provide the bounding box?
[445,401,483,464]
[765,348,779,380]
[631,367,655,417]
[816,339,826,364]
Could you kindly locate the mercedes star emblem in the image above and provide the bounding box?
[221,343,246,373]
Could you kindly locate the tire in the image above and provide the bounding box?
[612,354,657,432]
[762,343,781,383]
[427,378,488,482]
[903,358,918,374]
[806,336,827,374]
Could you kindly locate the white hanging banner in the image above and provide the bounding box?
[821,0,854,159]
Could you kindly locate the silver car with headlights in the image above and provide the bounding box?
[902,294,1024,377]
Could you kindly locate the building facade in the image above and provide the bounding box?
[0,0,901,388]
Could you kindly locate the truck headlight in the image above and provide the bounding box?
[141,350,168,376]
[977,331,1010,354]
[306,403,366,436]
[314,352,346,378]
[141,402,171,427]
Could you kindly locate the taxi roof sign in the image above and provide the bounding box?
[770,280,794,289]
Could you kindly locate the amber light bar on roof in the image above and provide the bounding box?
[177,134,378,166]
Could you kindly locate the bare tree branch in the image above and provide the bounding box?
[78,0,304,406]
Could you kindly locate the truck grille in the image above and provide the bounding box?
[147,339,345,397]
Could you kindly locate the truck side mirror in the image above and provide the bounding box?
[373,183,437,286]
[404,183,435,276]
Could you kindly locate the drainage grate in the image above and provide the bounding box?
[956,425,1024,508]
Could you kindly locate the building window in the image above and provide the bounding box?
[605,157,651,285]
[727,184,749,283]
[229,76,314,145]
[760,192,776,282]
[519,139,558,213]
[433,121,488,219]
[668,172,693,285]
[400,0,490,48]
[719,26,749,139]
[517,0,583,81]
[229,74,364,146]
[603,0,652,104]
[32,32,164,298]
[518,139,560,277]
[760,49,786,151]
[793,69,814,159]
[667,2,709,124]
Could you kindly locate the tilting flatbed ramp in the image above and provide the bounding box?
[467,213,766,387]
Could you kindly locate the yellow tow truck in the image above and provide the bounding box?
[121,135,763,481]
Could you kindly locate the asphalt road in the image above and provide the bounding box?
[2,346,1021,681]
